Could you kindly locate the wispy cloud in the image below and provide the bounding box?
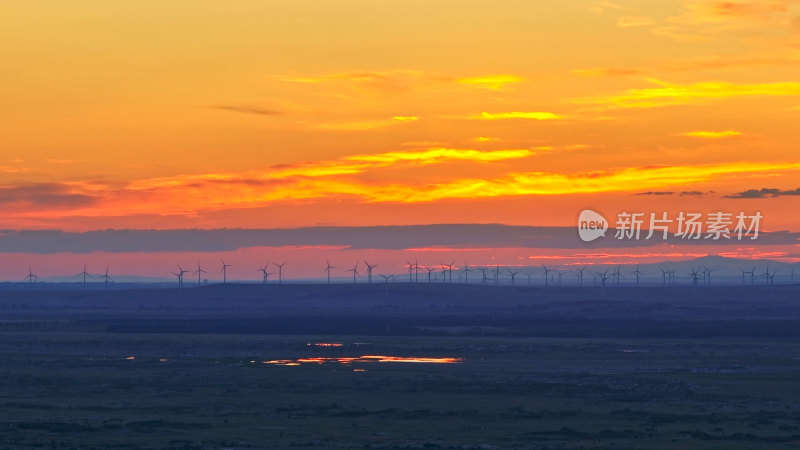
[634,191,675,196]
[589,1,626,14]
[345,148,533,165]
[573,53,800,78]
[278,70,427,95]
[686,1,793,22]
[726,187,800,198]
[571,67,644,77]
[617,16,655,28]
[213,105,282,116]
[655,0,800,42]
[138,160,798,206]
[456,75,524,90]
[4,157,799,219]
[664,53,800,71]
[131,147,534,188]
[575,79,800,109]
[0,165,28,173]
[680,130,743,138]
[0,184,98,208]
[316,116,417,131]
[372,161,800,202]
[634,190,708,196]
[473,111,562,120]
[279,70,526,93]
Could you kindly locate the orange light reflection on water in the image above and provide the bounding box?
[263,355,462,366]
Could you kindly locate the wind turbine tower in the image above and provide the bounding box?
[346,262,360,285]
[542,265,551,286]
[632,265,643,287]
[274,262,286,285]
[194,262,206,286]
[363,261,377,283]
[324,260,336,284]
[575,266,587,287]
[24,266,37,288]
[77,264,91,289]
[99,267,113,291]
[220,259,232,284]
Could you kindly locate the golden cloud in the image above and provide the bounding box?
[456,75,525,90]
[474,111,562,120]
[680,130,743,138]
[616,16,655,28]
[576,79,800,108]
[25,160,800,220]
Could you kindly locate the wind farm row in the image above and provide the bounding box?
[9,258,799,289]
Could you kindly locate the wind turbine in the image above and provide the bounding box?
[596,269,609,287]
[379,274,393,284]
[761,266,776,286]
[659,266,667,286]
[258,264,268,285]
[274,262,286,285]
[740,266,756,286]
[258,264,274,285]
[414,259,421,283]
[477,267,489,285]
[77,264,91,289]
[194,261,206,286]
[463,262,471,284]
[363,260,377,283]
[542,265,552,286]
[556,271,564,286]
[177,264,189,288]
[596,269,609,298]
[24,266,38,287]
[703,267,713,285]
[575,266,587,287]
[442,262,455,284]
[611,265,623,287]
[220,259,232,284]
[689,266,700,288]
[98,266,113,291]
[424,266,436,283]
[505,268,520,288]
[379,274,393,301]
[324,260,335,284]
[405,260,415,282]
[346,262,360,285]
[170,269,183,288]
[171,264,188,289]
[632,265,643,287]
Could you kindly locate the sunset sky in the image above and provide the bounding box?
[1,1,799,279]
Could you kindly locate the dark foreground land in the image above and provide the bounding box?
[1,283,799,449]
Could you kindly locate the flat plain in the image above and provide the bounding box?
[0,283,799,449]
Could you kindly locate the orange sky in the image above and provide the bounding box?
[1,1,799,277]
